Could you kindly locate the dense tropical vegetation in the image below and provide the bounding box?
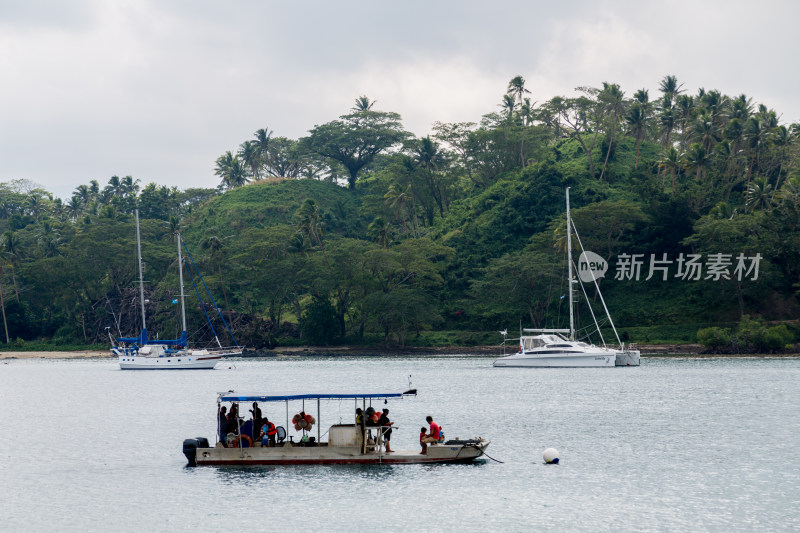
[3,76,800,352]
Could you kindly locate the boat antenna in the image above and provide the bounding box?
[135,209,147,334]
[565,187,575,340]
[177,233,187,334]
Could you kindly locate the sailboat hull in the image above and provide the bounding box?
[117,353,221,370]
[493,352,616,368]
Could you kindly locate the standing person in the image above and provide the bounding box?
[421,415,440,447]
[419,427,428,454]
[250,402,262,430]
[218,405,229,447]
[378,408,394,453]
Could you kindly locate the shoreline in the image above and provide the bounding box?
[1,344,799,360]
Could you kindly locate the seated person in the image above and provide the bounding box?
[421,416,441,446]
[260,418,277,447]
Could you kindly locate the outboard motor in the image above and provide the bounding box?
[183,438,199,466]
[196,437,210,449]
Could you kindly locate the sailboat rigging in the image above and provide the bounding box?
[111,210,243,369]
[493,188,640,368]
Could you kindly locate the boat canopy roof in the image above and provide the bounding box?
[218,389,417,403]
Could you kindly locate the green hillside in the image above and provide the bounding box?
[3,78,800,352]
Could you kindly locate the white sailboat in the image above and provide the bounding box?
[493,188,640,368]
[111,210,243,369]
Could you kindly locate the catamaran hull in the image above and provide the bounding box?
[191,442,490,466]
[615,350,641,366]
[493,353,616,367]
[118,355,221,370]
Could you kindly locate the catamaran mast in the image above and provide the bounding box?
[566,187,575,341]
[177,233,187,334]
[135,209,147,333]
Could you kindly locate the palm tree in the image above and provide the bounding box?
[692,113,717,155]
[367,217,391,248]
[74,184,90,207]
[499,94,516,124]
[107,175,122,196]
[1,231,22,302]
[37,220,61,257]
[214,151,249,189]
[681,143,710,182]
[507,75,531,166]
[746,177,773,211]
[384,184,412,239]
[730,94,752,121]
[658,104,676,155]
[66,196,82,221]
[238,141,262,182]
[657,146,681,191]
[626,104,647,169]
[254,128,273,175]
[414,136,449,217]
[121,175,140,197]
[659,75,683,104]
[674,94,695,149]
[598,82,625,181]
[710,201,734,219]
[744,117,765,191]
[287,231,311,256]
[296,199,325,252]
[0,265,9,343]
[352,95,375,111]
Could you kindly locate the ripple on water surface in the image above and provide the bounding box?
[1,356,799,531]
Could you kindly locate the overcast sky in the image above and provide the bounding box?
[1,0,798,200]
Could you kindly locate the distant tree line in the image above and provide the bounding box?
[1,75,799,349]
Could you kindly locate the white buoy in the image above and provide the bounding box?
[543,448,560,464]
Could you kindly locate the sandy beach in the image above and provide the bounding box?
[0,350,111,360]
[2,345,797,360]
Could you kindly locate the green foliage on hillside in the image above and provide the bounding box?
[2,77,800,349]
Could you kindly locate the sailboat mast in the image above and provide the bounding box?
[177,233,187,333]
[135,209,147,331]
[566,187,575,341]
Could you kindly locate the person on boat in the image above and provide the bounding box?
[421,416,440,448]
[260,417,277,447]
[218,405,229,447]
[419,427,428,454]
[250,402,262,430]
[355,408,375,445]
[227,403,240,433]
[365,407,378,426]
[378,408,394,453]
[227,409,240,436]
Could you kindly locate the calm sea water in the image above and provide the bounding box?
[1,355,798,532]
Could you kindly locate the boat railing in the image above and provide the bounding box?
[203,345,244,355]
[360,424,394,454]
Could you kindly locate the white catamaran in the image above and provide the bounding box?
[493,188,640,368]
[111,210,243,369]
